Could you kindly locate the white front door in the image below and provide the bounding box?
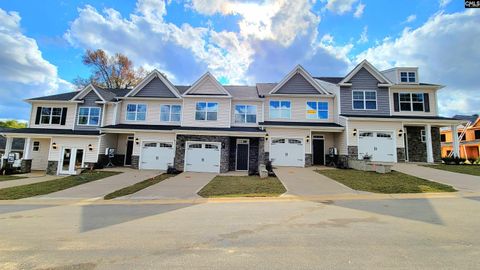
[140,141,175,170]
[358,131,396,162]
[270,138,304,167]
[185,142,221,173]
[59,147,84,175]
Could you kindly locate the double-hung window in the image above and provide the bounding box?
[400,72,416,83]
[399,93,424,112]
[40,107,63,124]
[235,105,257,123]
[195,102,218,121]
[78,107,101,125]
[352,90,377,110]
[306,101,328,119]
[160,105,181,122]
[126,104,147,121]
[269,101,291,119]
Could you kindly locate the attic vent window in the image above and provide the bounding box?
[400,72,416,83]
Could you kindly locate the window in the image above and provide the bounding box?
[235,105,257,123]
[306,101,329,119]
[195,102,218,121]
[270,101,291,119]
[421,129,426,142]
[377,133,392,138]
[288,139,302,144]
[159,143,173,148]
[441,134,446,142]
[126,104,146,121]
[160,105,181,122]
[352,90,377,110]
[144,143,157,147]
[272,138,285,144]
[400,72,416,83]
[188,143,202,149]
[359,132,373,137]
[78,107,100,125]
[40,107,63,124]
[399,93,424,112]
[33,141,40,152]
[475,130,480,140]
[458,132,466,141]
[205,144,219,149]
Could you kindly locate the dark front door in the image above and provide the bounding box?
[313,139,325,165]
[236,143,249,171]
[125,139,134,166]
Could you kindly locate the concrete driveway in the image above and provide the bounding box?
[393,163,480,192]
[34,168,163,199]
[274,167,358,196]
[121,172,216,200]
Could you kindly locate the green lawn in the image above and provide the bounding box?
[422,164,480,177]
[317,169,456,194]
[0,171,121,200]
[0,175,26,182]
[104,173,175,200]
[198,176,287,198]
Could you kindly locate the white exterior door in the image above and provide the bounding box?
[185,142,221,173]
[140,141,175,170]
[59,147,84,175]
[270,138,304,167]
[358,131,396,162]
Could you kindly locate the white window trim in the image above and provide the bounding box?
[398,92,425,112]
[195,102,218,121]
[400,71,416,83]
[125,103,147,121]
[77,107,101,126]
[234,104,257,124]
[306,101,329,120]
[40,107,63,125]
[269,100,291,119]
[160,104,182,122]
[352,90,377,111]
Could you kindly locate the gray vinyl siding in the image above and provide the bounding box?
[74,91,103,130]
[275,73,320,94]
[340,67,390,116]
[135,77,177,98]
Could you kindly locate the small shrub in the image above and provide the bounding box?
[452,156,466,165]
[166,166,180,174]
[265,160,273,172]
[442,157,453,164]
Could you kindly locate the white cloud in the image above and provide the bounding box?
[0,8,72,120]
[357,26,368,44]
[439,0,452,8]
[324,0,358,15]
[353,2,365,18]
[404,14,416,23]
[356,9,480,116]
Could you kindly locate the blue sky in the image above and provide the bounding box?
[0,0,478,121]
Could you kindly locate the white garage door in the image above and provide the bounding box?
[358,131,396,162]
[270,138,304,167]
[185,142,221,173]
[140,141,175,170]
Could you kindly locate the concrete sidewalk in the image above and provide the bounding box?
[34,168,163,199]
[274,167,359,196]
[393,163,480,192]
[121,172,216,200]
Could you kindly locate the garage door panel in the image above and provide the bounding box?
[270,137,304,167]
[358,131,395,162]
[141,141,174,170]
[185,142,221,173]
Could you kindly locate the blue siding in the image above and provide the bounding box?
[135,77,177,98]
[75,91,103,130]
[340,68,390,115]
[275,73,320,94]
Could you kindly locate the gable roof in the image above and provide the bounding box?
[339,60,392,86]
[126,70,181,98]
[71,84,107,102]
[182,72,232,97]
[268,65,331,95]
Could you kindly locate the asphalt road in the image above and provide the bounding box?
[1,197,479,269]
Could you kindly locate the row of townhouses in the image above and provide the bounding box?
[1,60,463,175]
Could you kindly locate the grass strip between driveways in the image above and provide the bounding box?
[0,175,27,182]
[0,171,121,200]
[422,164,480,177]
[316,169,456,194]
[198,175,287,198]
[104,173,175,200]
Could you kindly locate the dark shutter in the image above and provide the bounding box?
[60,107,68,125]
[35,107,42,125]
[423,93,430,112]
[393,93,399,112]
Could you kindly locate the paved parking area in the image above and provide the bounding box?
[33,169,163,199]
[393,163,480,192]
[121,172,216,200]
[274,167,358,196]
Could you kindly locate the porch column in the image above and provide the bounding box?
[452,125,460,158]
[23,138,32,159]
[425,124,434,163]
[4,137,13,155]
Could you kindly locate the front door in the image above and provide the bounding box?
[236,139,249,171]
[124,137,134,166]
[313,139,325,165]
[60,148,84,175]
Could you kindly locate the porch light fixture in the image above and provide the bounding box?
[88,144,94,151]
[306,135,310,143]
[353,129,357,136]
[265,133,269,141]
[135,137,140,145]
[52,142,57,150]
[398,129,404,137]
